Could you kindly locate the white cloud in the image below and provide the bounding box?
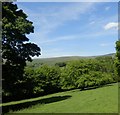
[37,30,117,45]
[105,6,110,11]
[100,43,114,47]
[104,22,118,30]
[16,2,117,58]
[38,35,85,44]
[17,3,117,46]
[17,2,95,43]
[36,2,94,33]
[100,43,109,46]
[89,21,95,25]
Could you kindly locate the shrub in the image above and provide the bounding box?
[23,67,44,97]
[35,65,61,94]
[55,62,66,67]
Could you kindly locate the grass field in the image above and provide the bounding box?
[2,83,118,113]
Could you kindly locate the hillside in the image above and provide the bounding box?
[27,53,115,66]
[3,83,118,113]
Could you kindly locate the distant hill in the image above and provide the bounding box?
[27,53,115,67]
[95,53,115,57]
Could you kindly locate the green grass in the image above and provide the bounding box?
[2,83,118,113]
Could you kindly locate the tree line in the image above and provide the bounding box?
[3,56,117,102]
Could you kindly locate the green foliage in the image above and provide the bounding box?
[22,67,44,96]
[3,52,116,102]
[21,57,116,99]
[2,2,41,101]
[13,65,62,98]
[55,62,66,67]
[61,58,116,90]
[2,2,41,65]
[35,65,61,94]
[60,60,89,89]
[115,40,120,81]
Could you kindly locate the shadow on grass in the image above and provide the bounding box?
[79,83,115,91]
[60,83,116,93]
[2,95,72,113]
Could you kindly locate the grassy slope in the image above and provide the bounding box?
[27,56,86,66]
[27,53,115,66]
[4,83,118,113]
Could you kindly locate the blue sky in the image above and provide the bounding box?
[16,2,118,58]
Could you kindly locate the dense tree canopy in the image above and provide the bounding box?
[116,40,120,81]
[2,2,40,66]
[2,2,41,99]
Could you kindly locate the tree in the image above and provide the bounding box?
[35,65,61,94]
[55,62,66,67]
[2,2,41,100]
[115,40,120,81]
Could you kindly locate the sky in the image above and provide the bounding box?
[16,2,118,58]
[17,0,119,2]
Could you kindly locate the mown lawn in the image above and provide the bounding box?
[2,83,118,113]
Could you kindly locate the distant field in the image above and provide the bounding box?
[2,83,118,113]
[27,53,115,66]
[27,56,88,66]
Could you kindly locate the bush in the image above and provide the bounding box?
[22,67,44,97]
[60,59,116,90]
[35,65,61,94]
[60,60,89,89]
[55,62,66,67]
[76,71,101,89]
[99,73,114,85]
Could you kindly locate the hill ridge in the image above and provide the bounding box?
[27,53,115,66]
